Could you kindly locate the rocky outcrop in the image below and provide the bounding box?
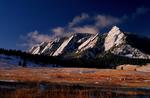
[29,26,150,59]
[104,26,150,59]
[111,44,150,59]
[76,33,99,53]
[53,35,74,56]
[104,26,126,51]
[29,42,48,55]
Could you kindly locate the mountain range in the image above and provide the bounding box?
[29,26,150,59]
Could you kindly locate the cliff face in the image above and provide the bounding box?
[29,26,150,59]
[104,26,150,59]
[104,26,126,51]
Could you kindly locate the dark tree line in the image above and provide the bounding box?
[0,48,150,68]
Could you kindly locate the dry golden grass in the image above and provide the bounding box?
[0,67,150,87]
[117,64,150,72]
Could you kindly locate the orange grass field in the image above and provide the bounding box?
[0,67,150,87]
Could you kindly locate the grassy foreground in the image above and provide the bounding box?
[0,67,150,88]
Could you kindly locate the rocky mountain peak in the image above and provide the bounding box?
[29,26,150,59]
[104,26,126,51]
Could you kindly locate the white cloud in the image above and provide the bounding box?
[19,7,150,48]
[27,31,51,43]
[51,13,122,35]
[51,27,65,37]
[95,15,121,28]
[69,13,89,27]
[72,26,98,34]
[19,13,123,48]
[19,31,51,48]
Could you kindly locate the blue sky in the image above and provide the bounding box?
[0,0,150,50]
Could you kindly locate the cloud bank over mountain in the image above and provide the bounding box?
[19,7,149,48]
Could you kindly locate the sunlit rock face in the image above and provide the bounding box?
[29,45,40,55]
[53,35,74,56]
[29,42,48,55]
[29,33,93,57]
[29,26,150,59]
[76,33,99,53]
[104,26,126,51]
[104,26,150,59]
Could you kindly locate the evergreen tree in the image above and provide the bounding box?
[22,60,27,67]
[18,61,22,66]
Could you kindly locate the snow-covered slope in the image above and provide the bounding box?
[29,26,150,59]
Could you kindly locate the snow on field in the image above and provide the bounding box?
[0,54,60,68]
